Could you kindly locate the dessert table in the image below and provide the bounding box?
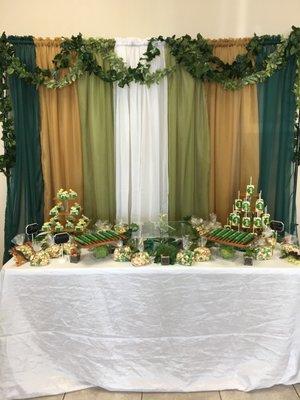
[1,253,300,400]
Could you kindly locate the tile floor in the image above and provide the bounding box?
[21,384,300,400]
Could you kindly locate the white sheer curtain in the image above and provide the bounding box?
[114,38,168,224]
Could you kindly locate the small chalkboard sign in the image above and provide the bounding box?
[25,223,39,236]
[270,220,285,233]
[54,232,70,245]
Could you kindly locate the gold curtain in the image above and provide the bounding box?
[205,38,260,224]
[34,38,83,218]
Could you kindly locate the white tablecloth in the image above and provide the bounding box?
[1,252,300,400]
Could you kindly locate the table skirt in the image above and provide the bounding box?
[1,256,300,399]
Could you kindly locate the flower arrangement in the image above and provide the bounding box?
[131,251,152,267]
[154,243,179,265]
[176,249,195,266]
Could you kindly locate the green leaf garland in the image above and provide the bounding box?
[1,27,300,174]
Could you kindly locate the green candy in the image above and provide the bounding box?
[227,232,243,242]
[235,232,248,243]
[215,229,230,238]
[75,237,86,245]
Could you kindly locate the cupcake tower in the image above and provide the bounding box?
[42,188,90,234]
[229,177,270,233]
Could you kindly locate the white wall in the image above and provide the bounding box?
[1,0,300,262]
[0,139,6,263]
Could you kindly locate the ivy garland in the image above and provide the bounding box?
[0,34,15,176]
[1,26,300,175]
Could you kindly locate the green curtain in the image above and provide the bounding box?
[257,37,297,233]
[77,55,115,223]
[166,52,210,220]
[4,36,43,262]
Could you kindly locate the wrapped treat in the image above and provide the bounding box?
[255,191,264,213]
[242,214,251,229]
[190,216,203,227]
[281,243,300,258]
[30,251,50,266]
[253,216,262,229]
[10,235,33,265]
[242,199,251,213]
[46,244,62,258]
[15,243,35,260]
[176,249,194,266]
[280,242,300,265]
[246,177,255,197]
[254,246,273,261]
[230,210,240,227]
[12,233,26,246]
[190,216,206,236]
[92,246,109,259]
[182,235,192,250]
[262,226,276,248]
[63,242,78,255]
[266,236,277,248]
[10,248,27,266]
[280,241,300,264]
[219,245,236,260]
[194,247,211,262]
[114,222,129,235]
[95,219,112,232]
[158,213,173,236]
[234,191,243,211]
[195,225,209,236]
[207,213,222,230]
[131,251,152,267]
[113,245,132,262]
[262,206,270,226]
